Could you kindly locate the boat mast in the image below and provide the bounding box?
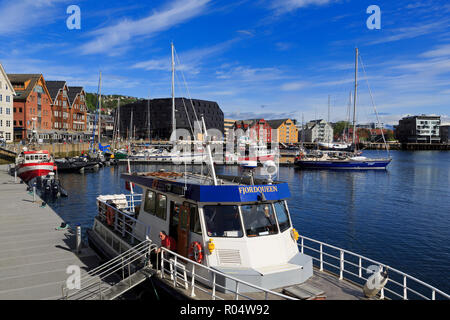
[352,48,358,150]
[328,95,331,143]
[147,92,151,143]
[117,97,120,145]
[171,42,176,141]
[98,71,102,146]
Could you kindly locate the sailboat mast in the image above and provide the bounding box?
[147,93,151,143]
[98,71,102,145]
[352,48,358,148]
[171,42,176,141]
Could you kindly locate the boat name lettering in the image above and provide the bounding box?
[238,185,278,195]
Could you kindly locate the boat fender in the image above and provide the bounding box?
[291,228,299,242]
[363,267,389,298]
[189,241,204,263]
[106,206,115,226]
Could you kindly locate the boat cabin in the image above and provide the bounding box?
[17,150,52,163]
[119,171,313,291]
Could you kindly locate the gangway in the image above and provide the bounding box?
[61,239,157,300]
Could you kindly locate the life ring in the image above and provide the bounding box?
[106,206,115,226]
[188,241,204,263]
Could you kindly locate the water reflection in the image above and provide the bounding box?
[45,151,449,293]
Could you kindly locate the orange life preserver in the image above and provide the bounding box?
[188,241,204,263]
[106,206,115,226]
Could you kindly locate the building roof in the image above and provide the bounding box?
[266,119,289,129]
[45,81,66,102]
[68,86,84,105]
[0,64,16,96]
[7,74,43,101]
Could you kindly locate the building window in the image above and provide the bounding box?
[6,121,11,127]
[6,96,10,102]
[6,108,10,115]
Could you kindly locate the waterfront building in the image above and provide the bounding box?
[46,81,70,132]
[87,113,114,139]
[0,63,15,143]
[440,123,450,144]
[395,115,441,143]
[68,86,87,132]
[118,98,224,141]
[267,119,298,144]
[302,119,333,143]
[233,119,273,143]
[224,118,236,141]
[8,74,53,142]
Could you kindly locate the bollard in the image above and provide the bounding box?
[33,186,36,202]
[14,169,17,183]
[76,224,82,254]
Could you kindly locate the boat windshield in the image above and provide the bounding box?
[273,201,291,232]
[241,203,278,237]
[203,205,243,238]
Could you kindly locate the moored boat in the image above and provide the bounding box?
[15,149,55,183]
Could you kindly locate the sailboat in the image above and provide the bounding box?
[295,48,392,170]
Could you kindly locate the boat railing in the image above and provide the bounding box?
[98,198,149,245]
[62,239,157,300]
[298,235,450,300]
[159,247,296,300]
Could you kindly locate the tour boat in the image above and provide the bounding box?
[15,150,55,183]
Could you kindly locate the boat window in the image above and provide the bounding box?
[241,203,278,237]
[156,194,167,220]
[144,190,156,214]
[189,205,202,235]
[25,156,30,161]
[203,205,243,238]
[274,201,291,232]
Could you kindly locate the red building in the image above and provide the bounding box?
[45,82,87,139]
[233,119,273,143]
[8,74,53,141]
[68,86,87,132]
[46,81,70,131]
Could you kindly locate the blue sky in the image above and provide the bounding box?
[0,0,449,125]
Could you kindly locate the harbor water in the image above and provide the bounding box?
[49,150,450,295]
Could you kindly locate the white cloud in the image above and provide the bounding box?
[421,44,450,58]
[280,81,308,91]
[0,0,70,35]
[270,0,337,15]
[81,0,211,55]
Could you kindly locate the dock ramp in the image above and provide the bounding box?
[61,239,157,300]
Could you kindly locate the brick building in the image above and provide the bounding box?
[233,119,273,143]
[8,74,53,141]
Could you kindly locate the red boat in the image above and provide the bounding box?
[16,150,55,183]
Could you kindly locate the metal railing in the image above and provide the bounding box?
[159,247,296,300]
[298,235,450,300]
[62,239,157,300]
[97,197,148,245]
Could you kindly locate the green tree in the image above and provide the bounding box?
[333,121,352,139]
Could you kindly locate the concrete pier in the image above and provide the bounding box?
[0,165,101,300]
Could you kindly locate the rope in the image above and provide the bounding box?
[358,53,390,158]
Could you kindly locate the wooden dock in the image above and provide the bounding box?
[0,165,101,300]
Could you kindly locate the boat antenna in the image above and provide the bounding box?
[202,115,218,185]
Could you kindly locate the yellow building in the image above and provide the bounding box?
[224,118,236,140]
[267,118,298,144]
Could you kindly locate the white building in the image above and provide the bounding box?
[0,63,15,143]
[302,119,333,143]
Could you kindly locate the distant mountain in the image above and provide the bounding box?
[86,93,140,112]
